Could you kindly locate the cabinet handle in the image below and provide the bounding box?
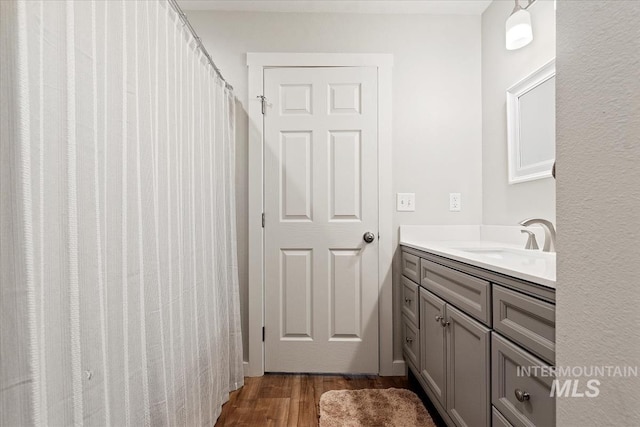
[435,315,450,327]
[514,389,530,402]
[405,337,413,344]
[405,298,412,304]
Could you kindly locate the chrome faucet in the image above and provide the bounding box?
[519,218,556,253]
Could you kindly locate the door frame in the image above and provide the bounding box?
[246,53,398,376]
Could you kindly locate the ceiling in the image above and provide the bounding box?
[178,0,494,15]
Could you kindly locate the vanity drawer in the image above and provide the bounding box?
[402,314,420,369]
[401,251,420,284]
[492,334,555,427]
[421,259,491,326]
[493,285,555,364]
[401,276,419,326]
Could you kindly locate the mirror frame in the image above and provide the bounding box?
[506,59,556,184]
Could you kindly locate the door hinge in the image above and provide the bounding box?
[262,326,265,342]
[257,95,267,115]
[261,212,265,228]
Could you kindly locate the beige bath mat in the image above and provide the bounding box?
[319,388,436,427]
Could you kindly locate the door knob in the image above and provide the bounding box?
[363,232,375,243]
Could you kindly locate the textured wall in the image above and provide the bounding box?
[481,0,556,226]
[556,1,640,424]
[186,11,483,363]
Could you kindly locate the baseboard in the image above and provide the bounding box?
[386,359,407,376]
[243,361,249,377]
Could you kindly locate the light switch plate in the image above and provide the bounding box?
[449,193,461,212]
[397,193,415,212]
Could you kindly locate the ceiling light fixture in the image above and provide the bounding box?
[506,0,536,51]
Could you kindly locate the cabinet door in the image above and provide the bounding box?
[446,305,491,427]
[419,288,447,406]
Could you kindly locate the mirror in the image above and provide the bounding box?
[506,59,555,184]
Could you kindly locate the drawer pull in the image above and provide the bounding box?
[405,337,413,344]
[404,297,412,303]
[514,389,531,402]
[436,315,450,327]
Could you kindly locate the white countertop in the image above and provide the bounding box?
[400,226,556,289]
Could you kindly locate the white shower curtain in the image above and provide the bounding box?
[0,0,243,425]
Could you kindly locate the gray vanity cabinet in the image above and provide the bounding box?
[419,288,491,427]
[401,246,556,427]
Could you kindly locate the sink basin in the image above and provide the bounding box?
[454,247,552,262]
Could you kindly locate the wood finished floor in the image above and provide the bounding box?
[215,373,445,426]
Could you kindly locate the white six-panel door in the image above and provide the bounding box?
[264,67,379,373]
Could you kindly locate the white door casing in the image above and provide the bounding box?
[264,67,378,373]
[247,53,396,377]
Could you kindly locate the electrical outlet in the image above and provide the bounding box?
[397,193,415,212]
[449,193,461,212]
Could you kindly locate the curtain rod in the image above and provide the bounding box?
[166,0,233,91]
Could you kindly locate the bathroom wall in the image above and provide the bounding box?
[186,10,483,363]
[481,0,556,225]
[557,0,640,424]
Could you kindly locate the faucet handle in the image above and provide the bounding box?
[519,218,556,252]
[521,230,539,250]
